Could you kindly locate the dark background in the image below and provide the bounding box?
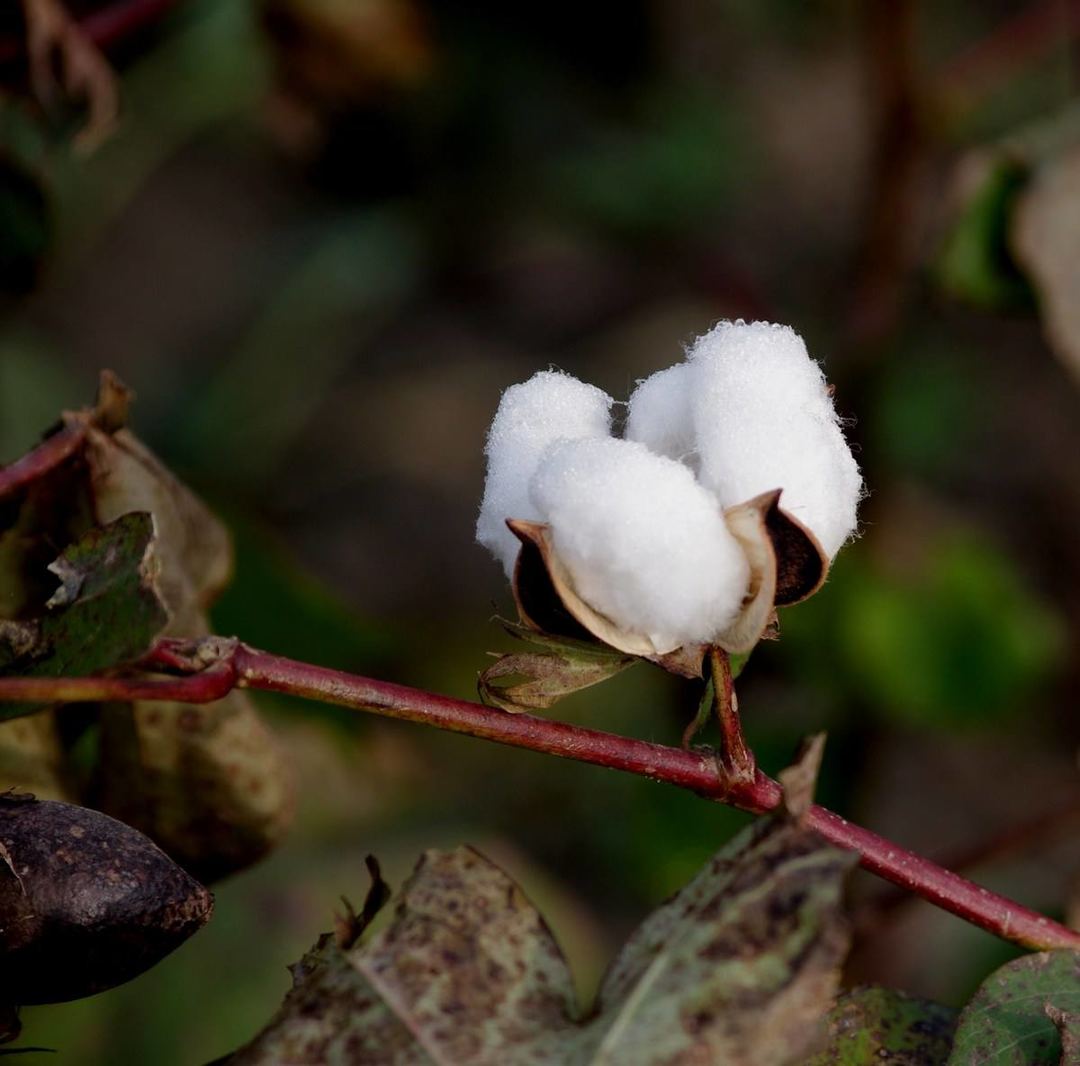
[2,0,1080,1060]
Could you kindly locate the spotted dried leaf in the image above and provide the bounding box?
[804,986,956,1065]
[586,813,856,1065]
[231,816,854,1066]
[230,846,579,1065]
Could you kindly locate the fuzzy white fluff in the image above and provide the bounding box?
[476,370,613,577]
[624,362,697,466]
[529,438,750,647]
[687,321,861,557]
[476,320,862,642]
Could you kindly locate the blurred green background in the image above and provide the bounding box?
[3,0,1080,1060]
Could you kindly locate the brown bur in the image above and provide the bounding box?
[0,795,213,1005]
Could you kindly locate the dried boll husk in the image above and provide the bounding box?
[508,490,827,669]
[0,795,213,1005]
[0,372,294,880]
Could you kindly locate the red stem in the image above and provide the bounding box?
[1,637,1076,953]
[0,424,86,500]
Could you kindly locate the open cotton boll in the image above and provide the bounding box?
[693,386,861,559]
[529,437,751,649]
[625,362,696,468]
[688,320,833,415]
[477,370,614,577]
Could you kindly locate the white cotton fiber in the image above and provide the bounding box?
[529,438,751,648]
[477,370,614,577]
[687,320,862,558]
[625,362,696,467]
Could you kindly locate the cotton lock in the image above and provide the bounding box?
[476,320,863,653]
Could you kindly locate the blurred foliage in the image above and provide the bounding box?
[1,0,1080,1060]
[775,532,1064,730]
[935,156,1032,310]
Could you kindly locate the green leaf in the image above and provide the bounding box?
[805,986,956,1064]
[231,814,855,1065]
[947,950,1080,1065]
[0,513,169,719]
[936,157,1032,310]
[478,648,637,713]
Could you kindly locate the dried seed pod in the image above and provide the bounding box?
[0,796,213,1005]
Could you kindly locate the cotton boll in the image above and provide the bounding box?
[625,362,696,467]
[477,371,613,577]
[529,437,751,649]
[689,320,832,415]
[689,320,862,558]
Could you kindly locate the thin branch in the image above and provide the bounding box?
[0,0,184,65]
[0,424,86,500]
[1,636,1078,954]
[856,796,1080,935]
[708,647,755,788]
[0,662,234,705]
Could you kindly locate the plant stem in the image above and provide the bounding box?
[709,647,756,788]
[2,636,1079,953]
[0,425,86,500]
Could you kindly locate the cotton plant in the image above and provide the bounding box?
[476,321,862,708]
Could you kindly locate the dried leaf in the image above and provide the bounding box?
[80,422,233,620]
[93,690,294,883]
[1013,144,1080,388]
[0,374,292,879]
[0,796,212,1005]
[19,0,120,152]
[586,813,856,1066]
[232,819,854,1066]
[230,846,579,1065]
[805,986,956,1065]
[334,855,391,950]
[947,951,1080,1065]
[778,733,826,820]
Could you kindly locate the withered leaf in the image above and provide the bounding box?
[947,951,1080,1066]
[0,512,169,720]
[79,398,293,882]
[230,846,579,1065]
[0,374,292,880]
[804,986,956,1065]
[0,796,212,1005]
[19,0,120,153]
[232,816,855,1066]
[1013,144,1080,388]
[584,813,856,1065]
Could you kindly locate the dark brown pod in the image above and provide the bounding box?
[0,795,213,1005]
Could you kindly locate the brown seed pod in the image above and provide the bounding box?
[0,795,213,1005]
